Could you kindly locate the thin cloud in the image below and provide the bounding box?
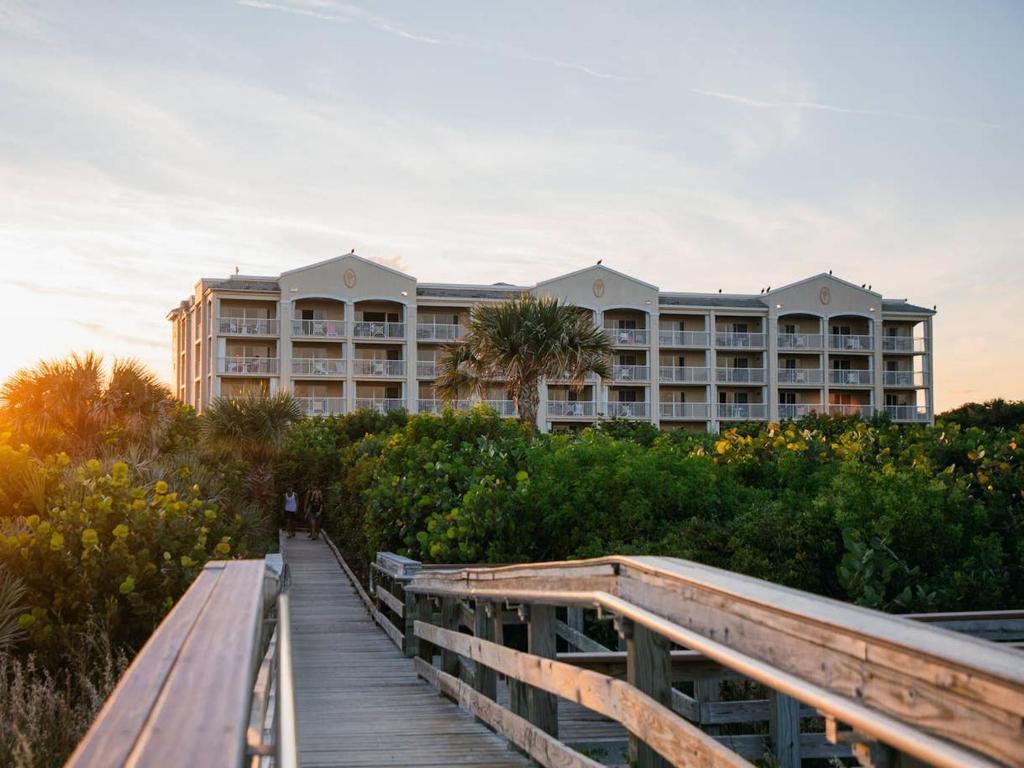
[72,321,164,350]
[236,0,627,81]
[688,87,1001,130]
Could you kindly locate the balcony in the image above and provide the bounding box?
[297,397,346,417]
[828,404,874,419]
[218,317,279,336]
[716,367,766,385]
[882,336,925,353]
[605,401,650,419]
[483,400,518,418]
[292,319,346,338]
[418,398,470,414]
[416,323,466,342]
[352,321,406,340]
[605,328,649,346]
[659,366,710,384]
[777,333,823,350]
[716,332,765,348]
[352,359,407,378]
[718,403,767,420]
[547,400,596,418]
[611,365,650,382]
[547,371,599,383]
[829,369,873,386]
[417,361,437,378]
[884,405,929,422]
[354,398,406,414]
[658,330,710,348]
[291,358,346,377]
[829,334,873,352]
[218,357,279,375]
[883,370,919,387]
[778,403,821,420]
[777,368,823,385]
[659,402,710,420]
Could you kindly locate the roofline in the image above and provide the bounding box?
[534,264,659,292]
[280,253,413,281]
[766,272,882,298]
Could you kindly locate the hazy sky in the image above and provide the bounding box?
[1,1,1021,410]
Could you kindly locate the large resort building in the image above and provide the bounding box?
[168,254,935,431]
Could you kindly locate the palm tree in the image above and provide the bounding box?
[436,295,612,427]
[0,353,171,456]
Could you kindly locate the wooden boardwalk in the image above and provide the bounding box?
[283,535,531,767]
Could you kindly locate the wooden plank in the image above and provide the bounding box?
[474,601,498,701]
[415,621,752,768]
[376,583,405,617]
[126,560,267,766]
[698,698,818,726]
[441,598,461,678]
[557,650,731,681]
[416,658,604,768]
[556,619,610,653]
[694,675,721,732]
[416,595,434,664]
[769,691,801,768]
[528,605,559,738]
[626,621,672,768]
[66,564,226,768]
[376,551,422,578]
[378,611,406,650]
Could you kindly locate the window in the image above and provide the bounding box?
[885,394,900,407]
[735,392,749,404]
[732,322,748,333]
[617,318,637,329]
[783,323,797,335]
[385,386,401,399]
[781,392,796,405]
[733,358,749,369]
[677,355,686,367]
[718,391,727,404]
[886,360,899,372]
[619,390,638,403]
[784,358,797,369]
[832,325,851,336]
[832,359,851,370]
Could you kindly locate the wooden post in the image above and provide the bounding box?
[473,600,497,700]
[566,606,584,633]
[415,595,434,665]
[402,580,416,658]
[527,604,558,737]
[769,690,801,768]
[440,598,460,677]
[625,619,672,768]
[694,675,721,732]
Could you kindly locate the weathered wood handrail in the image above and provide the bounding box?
[66,558,297,768]
[395,555,1024,768]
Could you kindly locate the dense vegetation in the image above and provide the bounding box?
[0,356,292,768]
[278,407,1024,614]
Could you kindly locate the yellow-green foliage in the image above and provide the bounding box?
[0,457,249,661]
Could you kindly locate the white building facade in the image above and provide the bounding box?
[168,255,935,431]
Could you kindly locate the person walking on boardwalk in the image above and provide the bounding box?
[306,487,324,540]
[283,485,299,538]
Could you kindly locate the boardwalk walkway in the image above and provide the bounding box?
[283,535,531,768]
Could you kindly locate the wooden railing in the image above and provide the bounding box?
[358,551,1024,768]
[66,557,297,768]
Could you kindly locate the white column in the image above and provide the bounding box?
[649,309,660,428]
[822,316,830,415]
[405,303,418,414]
[872,315,884,417]
[925,316,935,424]
[279,300,292,396]
[708,311,718,432]
[595,310,606,420]
[766,308,778,422]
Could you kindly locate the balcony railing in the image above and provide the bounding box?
[883,370,920,387]
[297,397,347,417]
[659,366,710,384]
[658,330,710,348]
[778,403,821,420]
[417,361,437,378]
[828,404,874,419]
[292,319,345,338]
[777,368,824,385]
[291,358,346,377]
[416,323,466,342]
[218,356,279,375]
[718,403,767,420]
[829,334,873,351]
[829,369,873,386]
[547,371,599,383]
[354,397,406,414]
[658,402,710,420]
[352,359,407,377]
[483,399,518,418]
[218,317,279,336]
[547,400,596,418]
[777,333,823,350]
[884,404,929,422]
[418,398,470,414]
[605,327,649,346]
[715,367,766,384]
[611,364,650,382]
[716,332,765,348]
[882,336,926,353]
[352,321,406,340]
[604,401,650,419]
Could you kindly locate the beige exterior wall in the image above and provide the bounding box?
[168,258,935,429]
